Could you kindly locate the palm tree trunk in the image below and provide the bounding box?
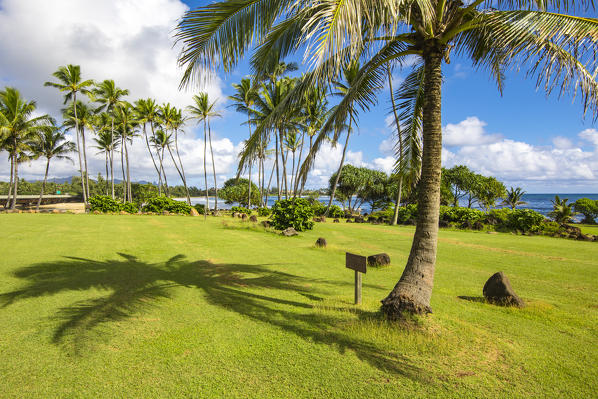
[110,118,115,199]
[275,131,280,201]
[11,153,18,210]
[203,119,208,219]
[72,94,87,204]
[167,143,187,198]
[207,120,218,211]
[6,154,13,208]
[105,152,109,195]
[280,135,289,199]
[36,158,51,211]
[158,147,168,195]
[291,149,296,197]
[144,123,162,195]
[246,114,252,209]
[120,136,126,202]
[174,129,191,206]
[388,66,404,226]
[81,126,90,201]
[325,118,352,217]
[294,132,305,196]
[381,49,443,318]
[124,137,132,202]
[266,159,276,208]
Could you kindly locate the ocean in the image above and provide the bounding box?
[182,193,598,220]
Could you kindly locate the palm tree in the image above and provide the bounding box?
[91,80,129,198]
[187,93,221,216]
[229,78,258,207]
[44,65,93,204]
[93,127,118,194]
[0,88,52,209]
[30,124,75,210]
[135,99,165,195]
[160,103,191,205]
[176,1,598,318]
[114,102,137,202]
[549,195,577,224]
[151,128,171,196]
[284,129,302,193]
[502,187,528,210]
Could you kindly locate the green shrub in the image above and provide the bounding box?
[271,198,315,231]
[142,197,191,214]
[231,206,251,215]
[257,207,271,217]
[194,204,205,214]
[311,202,344,218]
[504,209,545,232]
[120,202,139,214]
[439,206,484,223]
[394,204,418,224]
[573,198,598,224]
[540,221,563,236]
[483,208,512,225]
[89,195,121,213]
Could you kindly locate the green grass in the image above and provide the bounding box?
[0,214,596,398]
[579,223,598,235]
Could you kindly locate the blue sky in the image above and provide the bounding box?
[1,0,597,192]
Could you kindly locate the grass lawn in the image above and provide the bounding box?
[579,223,598,235]
[0,214,596,398]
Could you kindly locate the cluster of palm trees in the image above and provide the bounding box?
[175,0,598,318]
[1,64,225,211]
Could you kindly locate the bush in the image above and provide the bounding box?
[504,209,545,233]
[142,197,191,214]
[394,204,418,224]
[483,208,512,225]
[573,198,598,224]
[194,204,205,214]
[257,207,271,217]
[89,195,121,213]
[271,198,315,231]
[439,206,484,223]
[120,202,139,214]
[231,206,251,215]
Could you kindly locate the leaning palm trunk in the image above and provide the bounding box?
[280,136,289,199]
[325,119,352,217]
[72,93,87,204]
[105,152,109,195]
[120,138,126,202]
[6,156,13,208]
[36,158,51,211]
[246,114,252,209]
[381,51,443,318]
[265,160,276,208]
[174,128,191,206]
[275,132,280,201]
[11,153,19,210]
[124,137,132,202]
[388,67,404,225]
[207,121,218,211]
[80,126,90,201]
[158,147,169,195]
[143,123,162,196]
[167,143,189,202]
[110,118,115,198]
[203,119,208,219]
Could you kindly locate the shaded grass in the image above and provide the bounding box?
[0,214,596,398]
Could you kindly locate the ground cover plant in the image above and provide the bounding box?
[0,214,596,398]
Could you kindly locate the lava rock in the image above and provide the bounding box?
[439,220,450,228]
[281,227,298,237]
[249,215,258,223]
[261,220,271,228]
[367,253,391,267]
[483,272,525,307]
[241,213,248,220]
[190,207,200,216]
[333,218,340,223]
[315,237,327,248]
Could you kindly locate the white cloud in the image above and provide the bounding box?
[0,0,224,118]
[308,141,366,186]
[442,118,598,186]
[372,156,395,174]
[443,116,502,147]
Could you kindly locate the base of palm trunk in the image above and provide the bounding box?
[381,292,432,320]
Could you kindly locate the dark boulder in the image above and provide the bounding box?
[232,212,238,218]
[241,213,248,220]
[346,219,352,223]
[315,237,327,248]
[483,272,525,307]
[249,215,258,223]
[313,217,322,222]
[439,220,449,228]
[367,253,391,267]
[472,221,484,230]
[333,218,340,223]
[281,227,298,237]
[261,220,271,228]
[354,216,365,223]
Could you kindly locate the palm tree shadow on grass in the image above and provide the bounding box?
[0,253,423,380]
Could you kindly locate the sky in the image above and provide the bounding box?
[1,0,597,193]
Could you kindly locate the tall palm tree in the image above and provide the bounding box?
[30,124,75,210]
[135,99,165,195]
[229,78,258,207]
[502,186,528,210]
[284,129,302,193]
[93,127,119,195]
[114,102,137,202]
[176,0,598,318]
[151,128,171,196]
[187,93,221,216]
[91,80,129,199]
[44,65,93,204]
[549,195,577,223]
[160,103,191,204]
[0,87,52,209]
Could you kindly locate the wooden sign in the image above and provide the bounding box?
[346,252,366,305]
[346,252,367,274]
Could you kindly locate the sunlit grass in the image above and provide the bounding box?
[0,214,596,398]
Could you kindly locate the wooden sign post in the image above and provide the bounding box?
[346,252,367,305]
